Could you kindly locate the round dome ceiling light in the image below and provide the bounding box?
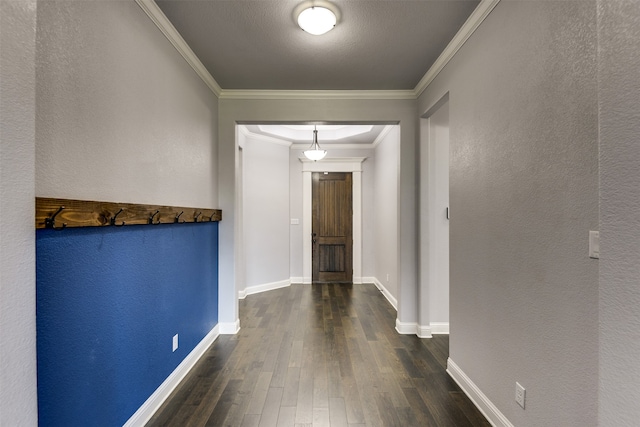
[295,1,339,36]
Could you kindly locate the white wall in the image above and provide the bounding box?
[419,1,599,425]
[241,130,290,291]
[373,128,400,302]
[36,0,218,208]
[0,1,38,424]
[218,98,417,330]
[289,151,304,280]
[360,152,376,279]
[598,0,640,425]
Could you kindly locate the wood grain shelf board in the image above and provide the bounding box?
[36,197,221,229]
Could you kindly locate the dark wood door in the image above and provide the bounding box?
[312,172,353,283]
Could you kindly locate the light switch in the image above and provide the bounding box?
[290,218,300,225]
[589,231,599,259]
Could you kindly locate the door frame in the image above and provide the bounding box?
[301,157,366,284]
[419,93,450,337]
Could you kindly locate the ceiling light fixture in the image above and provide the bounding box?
[295,1,339,36]
[303,126,327,161]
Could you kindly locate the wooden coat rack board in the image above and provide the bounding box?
[36,197,222,230]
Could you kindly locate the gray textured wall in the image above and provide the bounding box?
[0,1,38,424]
[598,0,640,425]
[373,127,400,300]
[36,0,218,208]
[419,1,599,425]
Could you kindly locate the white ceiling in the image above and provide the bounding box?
[155,0,481,91]
[244,123,390,146]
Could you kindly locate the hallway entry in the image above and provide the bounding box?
[312,172,353,283]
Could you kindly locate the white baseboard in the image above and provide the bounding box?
[371,277,398,310]
[447,358,514,427]
[238,279,291,300]
[123,325,220,427]
[430,322,450,334]
[367,277,448,339]
[219,319,240,334]
[417,324,432,338]
[415,323,449,338]
[395,318,418,335]
[290,277,304,284]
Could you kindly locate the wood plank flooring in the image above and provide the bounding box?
[146,284,490,427]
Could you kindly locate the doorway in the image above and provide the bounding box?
[301,158,366,284]
[312,172,353,283]
[419,95,450,336]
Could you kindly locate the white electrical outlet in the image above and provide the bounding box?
[172,334,179,352]
[515,382,526,409]
[386,274,390,282]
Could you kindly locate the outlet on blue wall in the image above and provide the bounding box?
[36,222,219,426]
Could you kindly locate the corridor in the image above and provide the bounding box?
[148,284,489,426]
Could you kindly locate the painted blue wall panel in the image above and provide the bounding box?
[36,223,218,426]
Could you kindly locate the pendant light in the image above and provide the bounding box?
[303,126,327,161]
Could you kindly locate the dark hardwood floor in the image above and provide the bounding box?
[147,284,490,427]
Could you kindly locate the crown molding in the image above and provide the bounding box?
[290,125,398,150]
[135,0,222,97]
[371,124,395,148]
[219,89,417,100]
[242,126,391,150]
[300,158,367,172]
[414,0,500,97]
[291,143,375,150]
[238,125,292,147]
[137,0,499,101]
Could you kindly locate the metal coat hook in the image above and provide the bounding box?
[148,210,160,225]
[208,213,215,222]
[194,212,202,223]
[45,206,67,230]
[175,211,184,223]
[110,208,125,226]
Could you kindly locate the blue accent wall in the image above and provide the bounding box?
[36,223,218,426]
